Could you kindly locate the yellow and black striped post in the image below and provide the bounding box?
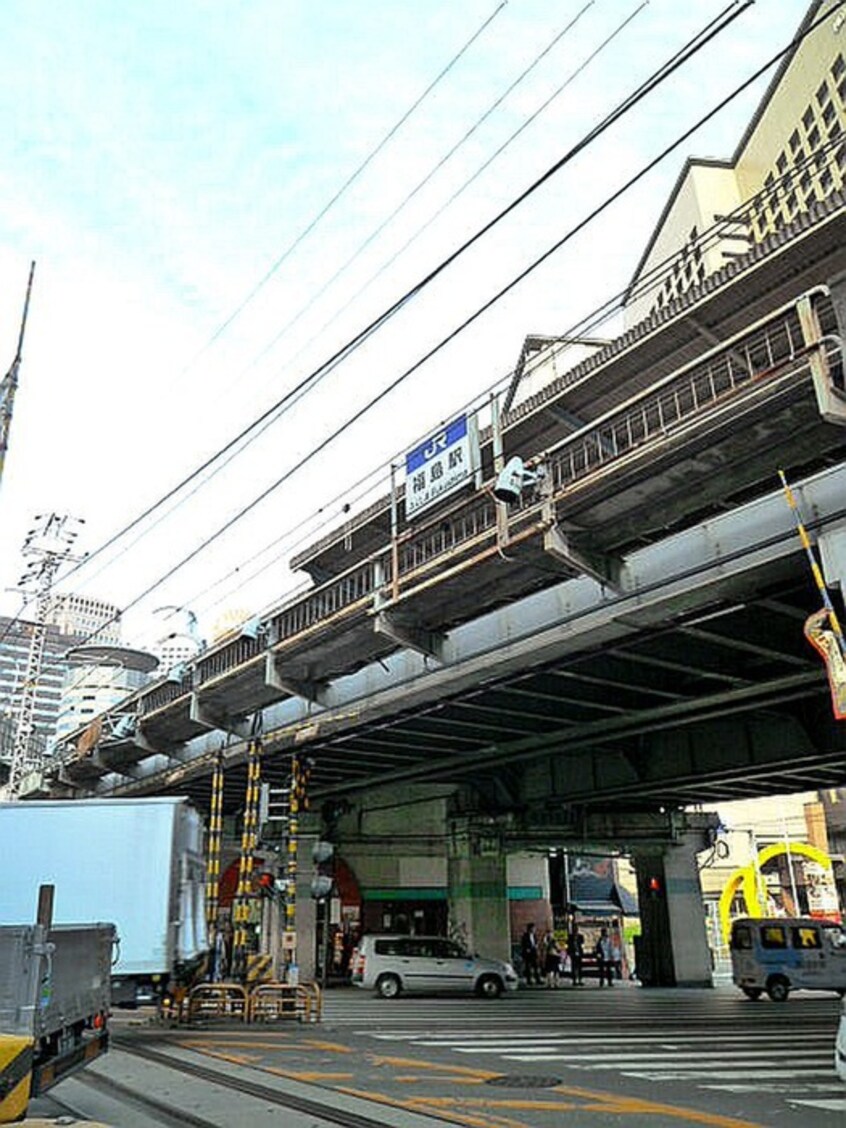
[205,751,224,939]
[232,736,262,981]
[0,1034,34,1124]
[779,469,846,650]
[284,754,312,967]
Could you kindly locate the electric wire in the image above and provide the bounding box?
[179,0,509,377]
[242,1,598,377]
[3,122,836,670]
[4,0,831,700]
[57,0,749,602]
[269,0,649,388]
[8,135,833,722]
[95,1,800,630]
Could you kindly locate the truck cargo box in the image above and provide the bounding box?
[0,919,113,1118]
[0,922,113,1040]
[0,798,207,997]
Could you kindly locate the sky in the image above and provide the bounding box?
[0,0,818,652]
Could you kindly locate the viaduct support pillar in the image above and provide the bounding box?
[448,822,509,962]
[634,832,712,988]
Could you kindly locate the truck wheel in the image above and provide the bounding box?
[741,986,762,1001]
[766,976,790,1003]
[476,975,503,999]
[376,974,402,999]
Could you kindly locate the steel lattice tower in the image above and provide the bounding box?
[8,514,83,798]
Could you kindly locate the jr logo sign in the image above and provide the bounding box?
[404,414,479,519]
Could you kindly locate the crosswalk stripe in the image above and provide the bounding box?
[369,1031,834,1044]
[787,1098,846,1111]
[412,1042,830,1057]
[623,1069,836,1081]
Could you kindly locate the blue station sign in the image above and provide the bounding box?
[404,413,478,519]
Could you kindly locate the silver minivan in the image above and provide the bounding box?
[730,916,846,1001]
[351,934,519,998]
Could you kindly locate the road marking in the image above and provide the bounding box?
[787,1097,846,1111]
[623,1069,836,1081]
[446,1048,827,1061]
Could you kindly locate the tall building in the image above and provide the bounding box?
[48,592,121,644]
[623,0,846,325]
[0,615,87,771]
[0,592,122,773]
[54,644,159,746]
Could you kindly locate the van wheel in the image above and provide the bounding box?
[741,987,762,1001]
[766,976,790,1003]
[476,975,503,999]
[376,974,402,999]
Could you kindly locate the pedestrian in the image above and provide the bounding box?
[520,922,542,985]
[610,931,622,983]
[543,931,562,989]
[567,927,585,986]
[595,926,614,987]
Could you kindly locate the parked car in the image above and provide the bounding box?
[729,916,846,1002]
[351,934,519,998]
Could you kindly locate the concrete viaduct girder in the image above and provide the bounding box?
[80,461,846,811]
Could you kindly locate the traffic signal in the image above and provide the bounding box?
[310,840,334,900]
[648,876,663,897]
[310,874,334,899]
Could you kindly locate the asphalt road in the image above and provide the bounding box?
[32,981,845,1128]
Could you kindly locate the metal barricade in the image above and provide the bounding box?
[248,981,322,1024]
[186,982,248,1023]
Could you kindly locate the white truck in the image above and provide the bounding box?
[0,796,208,1006]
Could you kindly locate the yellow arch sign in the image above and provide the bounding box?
[718,842,835,944]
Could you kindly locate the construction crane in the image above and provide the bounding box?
[8,514,84,797]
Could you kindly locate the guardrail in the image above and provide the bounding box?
[178,981,322,1024]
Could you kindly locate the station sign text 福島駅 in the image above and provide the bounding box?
[404,414,479,519]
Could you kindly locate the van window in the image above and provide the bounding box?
[404,939,437,958]
[433,939,464,959]
[760,925,788,949]
[791,926,821,950]
[731,925,753,951]
[375,938,406,956]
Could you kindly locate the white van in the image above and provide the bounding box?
[729,916,846,1002]
[350,934,519,998]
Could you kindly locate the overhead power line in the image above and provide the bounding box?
[89,2,774,623]
[179,0,509,377]
[61,1,751,602]
[14,0,840,693]
[243,1,598,377]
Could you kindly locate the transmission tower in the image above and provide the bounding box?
[8,513,84,798]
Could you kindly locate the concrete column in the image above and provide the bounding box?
[635,833,712,988]
[292,837,318,981]
[448,824,509,962]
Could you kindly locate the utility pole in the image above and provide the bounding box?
[8,513,84,798]
[0,262,36,495]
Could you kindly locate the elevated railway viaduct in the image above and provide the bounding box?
[45,192,846,985]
